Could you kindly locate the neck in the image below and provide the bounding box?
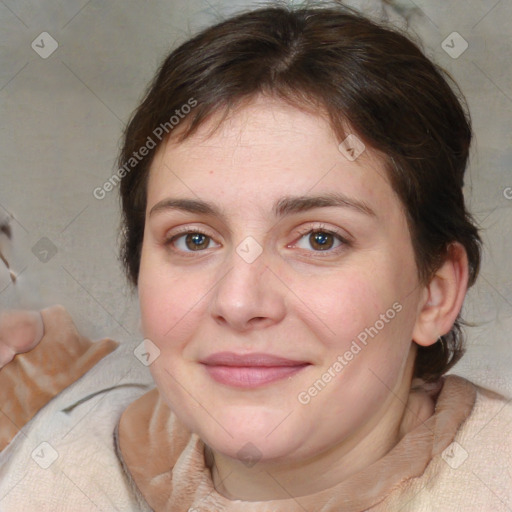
[208,352,435,501]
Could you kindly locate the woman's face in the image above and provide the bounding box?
[138,96,426,464]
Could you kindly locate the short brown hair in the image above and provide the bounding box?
[118,3,481,381]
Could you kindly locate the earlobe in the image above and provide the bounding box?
[412,243,469,347]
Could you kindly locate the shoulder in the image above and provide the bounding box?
[455,375,512,454]
[465,378,512,439]
[409,376,511,511]
[0,338,155,511]
[457,376,512,468]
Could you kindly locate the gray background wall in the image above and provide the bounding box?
[1,0,511,394]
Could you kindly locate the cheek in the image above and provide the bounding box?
[139,274,200,342]
[138,245,184,339]
[292,263,416,388]
[291,269,391,349]
[138,244,217,350]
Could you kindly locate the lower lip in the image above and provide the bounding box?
[203,364,309,388]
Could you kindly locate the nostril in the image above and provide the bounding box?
[214,314,228,326]
[248,316,269,327]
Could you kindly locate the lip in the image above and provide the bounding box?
[201,352,308,367]
[201,352,310,388]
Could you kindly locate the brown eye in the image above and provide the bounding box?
[168,231,217,252]
[184,233,210,251]
[294,229,345,253]
[309,231,334,251]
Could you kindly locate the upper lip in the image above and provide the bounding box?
[201,352,310,367]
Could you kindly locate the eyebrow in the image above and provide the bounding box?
[273,193,376,218]
[149,192,376,220]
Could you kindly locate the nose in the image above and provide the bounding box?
[209,247,286,332]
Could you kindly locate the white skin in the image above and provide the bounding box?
[138,95,469,500]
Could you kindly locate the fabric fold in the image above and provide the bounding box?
[0,304,119,450]
[117,375,477,511]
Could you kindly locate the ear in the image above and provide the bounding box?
[412,242,469,347]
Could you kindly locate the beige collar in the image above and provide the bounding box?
[117,375,476,511]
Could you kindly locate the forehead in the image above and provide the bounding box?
[146,96,397,219]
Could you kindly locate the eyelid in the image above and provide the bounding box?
[163,223,351,256]
[164,225,221,252]
[165,224,218,239]
[288,223,351,254]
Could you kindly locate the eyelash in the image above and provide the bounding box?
[293,225,350,256]
[164,224,350,256]
[164,226,218,255]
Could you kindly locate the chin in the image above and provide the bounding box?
[205,432,299,464]
[194,408,310,463]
